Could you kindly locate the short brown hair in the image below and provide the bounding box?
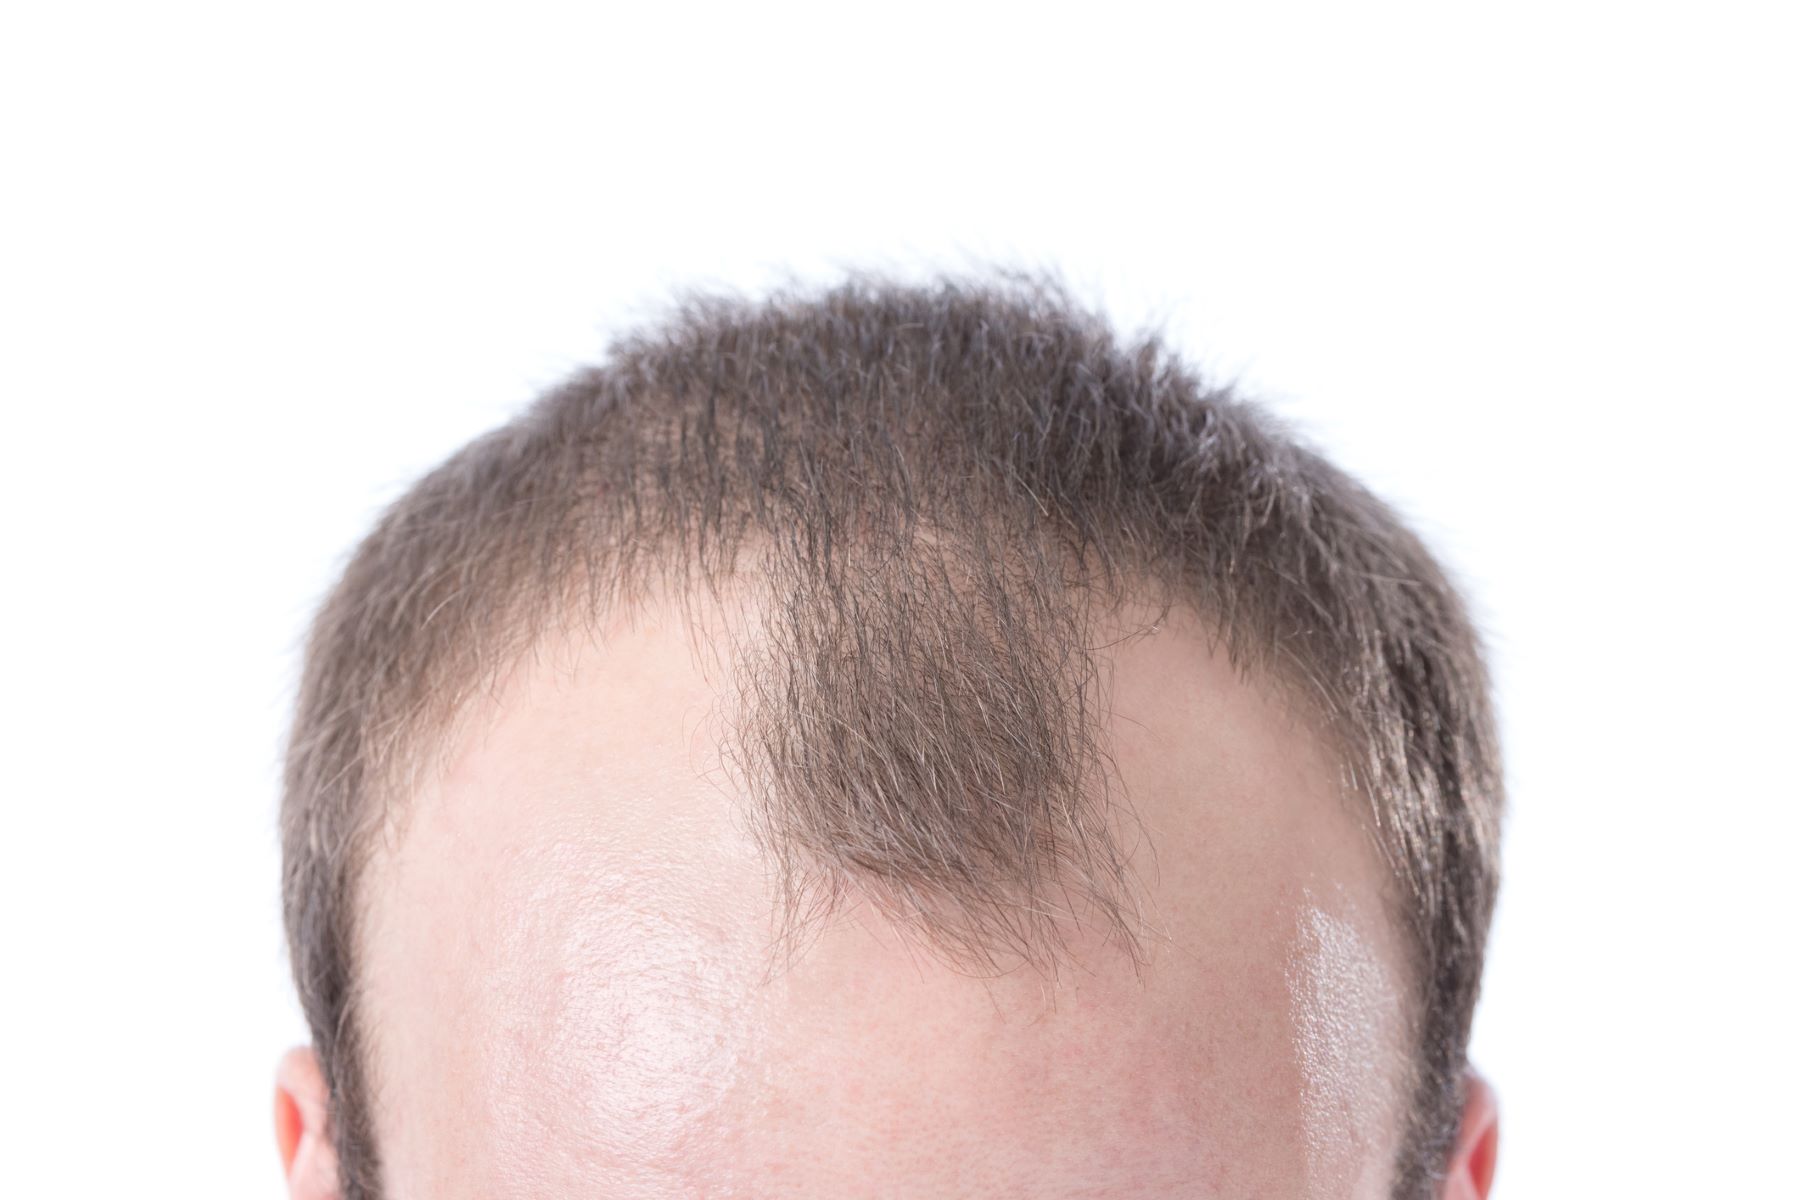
[281,271,1503,1200]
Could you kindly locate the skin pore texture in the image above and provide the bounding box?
[355,588,1413,1199]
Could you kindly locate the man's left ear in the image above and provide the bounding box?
[1438,1066,1499,1199]
[274,1046,342,1200]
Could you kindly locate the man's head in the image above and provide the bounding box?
[276,274,1503,1199]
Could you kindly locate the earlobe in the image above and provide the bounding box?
[1439,1066,1499,1200]
[274,1046,342,1200]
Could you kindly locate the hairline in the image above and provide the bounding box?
[345,559,1429,1195]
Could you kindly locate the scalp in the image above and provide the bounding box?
[282,271,1502,1199]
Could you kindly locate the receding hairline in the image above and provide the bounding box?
[355,540,1379,972]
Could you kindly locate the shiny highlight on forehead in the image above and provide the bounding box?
[1289,886,1409,1197]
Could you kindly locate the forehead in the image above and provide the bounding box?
[360,595,1409,1199]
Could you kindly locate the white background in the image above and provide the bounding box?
[3,3,1794,1196]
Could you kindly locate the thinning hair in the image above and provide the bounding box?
[281,271,1503,1200]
